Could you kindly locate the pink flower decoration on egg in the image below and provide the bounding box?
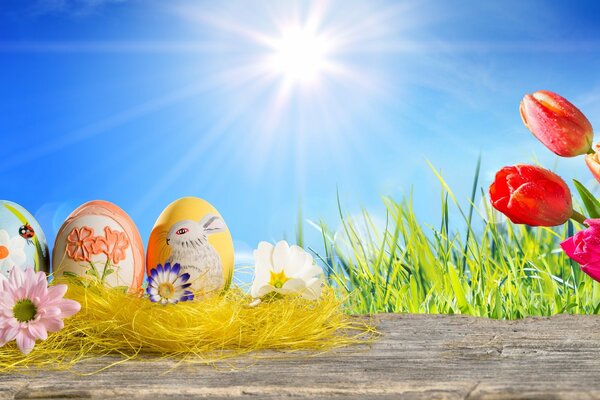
[66,227,96,262]
[93,227,130,265]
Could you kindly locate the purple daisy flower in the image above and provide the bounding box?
[146,262,194,305]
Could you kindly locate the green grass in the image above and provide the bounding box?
[308,162,600,319]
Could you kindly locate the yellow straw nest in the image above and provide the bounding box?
[0,278,375,373]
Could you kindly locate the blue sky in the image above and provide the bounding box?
[2,0,600,264]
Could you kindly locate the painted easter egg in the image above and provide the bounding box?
[0,200,50,278]
[147,197,234,300]
[52,200,144,293]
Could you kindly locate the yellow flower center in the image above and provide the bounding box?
[13,299,37,323]
[158,282,176,299]
[0,245,9,259]
[269,270,289,289]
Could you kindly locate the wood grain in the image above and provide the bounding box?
[1,314,600,399]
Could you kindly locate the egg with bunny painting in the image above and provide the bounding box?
[0,200,50,278]
[146,197,234,300]
[52,200,145,293]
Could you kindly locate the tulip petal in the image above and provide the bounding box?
[507,180,571,226]
[581,262,600,283]
[586,154,600,184]
[561,237,587,264]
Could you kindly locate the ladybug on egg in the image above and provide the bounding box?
[19,223,35,245]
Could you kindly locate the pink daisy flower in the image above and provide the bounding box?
[0,267,81,355]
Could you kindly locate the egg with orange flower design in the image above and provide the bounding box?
[52,200,144,293]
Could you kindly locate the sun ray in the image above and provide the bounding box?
[0,82,213,173]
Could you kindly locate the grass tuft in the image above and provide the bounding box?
[313,166,598,319]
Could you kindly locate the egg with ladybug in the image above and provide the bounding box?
[0,200,50,278]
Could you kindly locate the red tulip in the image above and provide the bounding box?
[520,90,593,157]
[489,164,572,226]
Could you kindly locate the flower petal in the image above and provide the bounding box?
[8,267,25,289]
[287,245,308,272]
[41,317,65,332]
[58,299,81,318]
[10,249,26,269]
[253,241,275,279]
[297,264,324,281]
[28,323,48,341]
[302,279,322,300]
[149,294,162,303]
[47,284,68,300]
[272,241,290,273]
[253,284,277,298]
[2,325,20,343]
[16,331,36,355]
[281,278,307,293]
[9,235,25,250]
[174,273,190,286]
[0,230,9,245]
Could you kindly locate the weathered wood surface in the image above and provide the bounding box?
[2,314,600,399]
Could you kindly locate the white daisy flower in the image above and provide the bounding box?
[0,229,26,275]
[251,240,324,301]
[146,263,194,305]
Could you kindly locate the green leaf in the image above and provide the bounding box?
[85,269,99,279]
[448,265,470,314]
[573,179,600,218]
[113,286,129,294]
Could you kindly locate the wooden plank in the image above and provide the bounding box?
[2,314,600,399]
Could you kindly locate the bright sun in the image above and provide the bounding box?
[269,27,330,84]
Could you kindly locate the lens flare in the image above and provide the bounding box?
[269,27,330,84]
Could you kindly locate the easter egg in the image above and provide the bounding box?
[147,197,234,300]
[52,200,144,293]
[0,200,50,277]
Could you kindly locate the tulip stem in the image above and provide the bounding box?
[570,210,588,225]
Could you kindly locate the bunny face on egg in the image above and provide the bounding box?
[167,220,205,247]
[166,215,226,247]
[165,214,228,297]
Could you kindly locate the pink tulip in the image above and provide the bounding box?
[520,90,594,157]
[561,219,600,282]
